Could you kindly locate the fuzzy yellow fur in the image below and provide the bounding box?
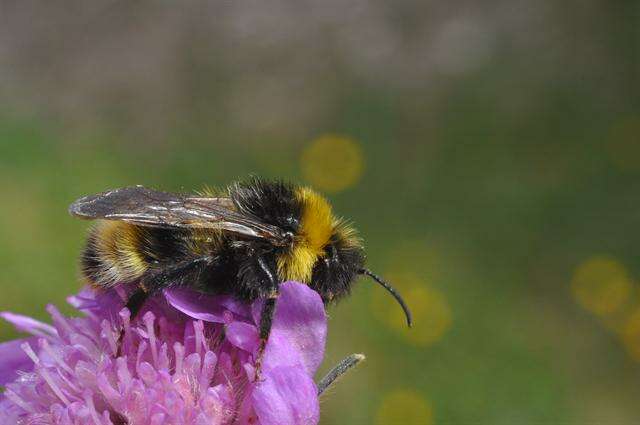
[332,217,362,249]
[92,221,148,286]
[277,187,334,282]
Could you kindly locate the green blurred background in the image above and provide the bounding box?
[1,2,639,424]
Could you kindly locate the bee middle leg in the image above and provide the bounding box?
[125,286,151,320]
[115,257,213,356]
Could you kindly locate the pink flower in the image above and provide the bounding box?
[0,282,326,425]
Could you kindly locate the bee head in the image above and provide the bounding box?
[293,188,412,327]
[308,218,365,303]
[232,178,411,327]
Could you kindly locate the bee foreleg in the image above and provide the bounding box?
[255,287,279,382]
[254,254,279,382]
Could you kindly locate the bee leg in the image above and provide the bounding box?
[125,286,151,320]
[116,286,150,357]
[254,288,279,382]
[253,254,279,382]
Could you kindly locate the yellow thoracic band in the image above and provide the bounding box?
[276,187,334,283]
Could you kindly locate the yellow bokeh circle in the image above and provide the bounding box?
[571,256,632,316]
[300,135,364,192]
[371,273,452,347]
[376,389,433,425]
[384,240,440,282]
[621,308,640,361]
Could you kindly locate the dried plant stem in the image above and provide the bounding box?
[317,353,366,395]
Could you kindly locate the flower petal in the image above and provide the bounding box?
[253,281,327,375]
[164,289,229,323]
[0,311,57,337]
[164,289,251,323]
[67,285,126,317]
[0,337,36,385]
[225,322,259,353]
[262,332,307,373]
[252,366,320,425]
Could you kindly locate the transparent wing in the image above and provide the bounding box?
[69,185,287,244]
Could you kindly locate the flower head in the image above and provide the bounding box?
[0,281,326,425]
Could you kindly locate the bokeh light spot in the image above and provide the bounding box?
[300,135,364,192]
[375,389,433,425]
[371,273,452,346]
[621,309,640,361]
[384,240,440,282]
[571,256,632,316]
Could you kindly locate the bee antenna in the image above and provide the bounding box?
[358,268,413,328]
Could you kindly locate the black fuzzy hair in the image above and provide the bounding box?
[230,177,302,233]
[310,235,365,303]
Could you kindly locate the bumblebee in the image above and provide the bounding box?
[70,178,411,374]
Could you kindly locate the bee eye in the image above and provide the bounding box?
[321,244,339,265]
[329,245,339,261]
[284,216,299,229]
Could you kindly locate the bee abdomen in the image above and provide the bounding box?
[81,221,150,288]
